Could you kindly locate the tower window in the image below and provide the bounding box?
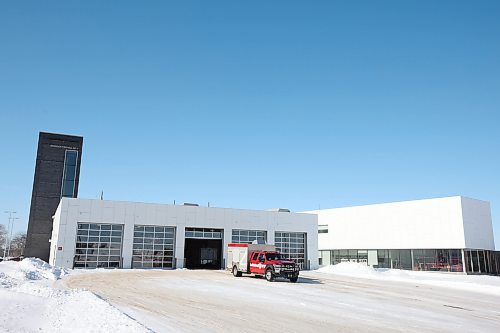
[61,150,78,198]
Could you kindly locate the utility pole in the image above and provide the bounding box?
[3,211,18,259]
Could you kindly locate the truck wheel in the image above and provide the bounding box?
[232,266,242,277]
[289,276,298,283]
[265,268,274,282]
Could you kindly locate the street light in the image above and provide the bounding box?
[3,211,18,259]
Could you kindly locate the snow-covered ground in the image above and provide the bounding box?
[0,258,150,332]
[2,260,500,332]
[316,262,500,296]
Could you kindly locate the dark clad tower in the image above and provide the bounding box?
[24,132,83,261]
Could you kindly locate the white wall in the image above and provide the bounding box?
[461,197,495,250]
[304,196,495,251]
[50,198,318,269]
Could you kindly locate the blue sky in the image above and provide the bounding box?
[1,1,499,247]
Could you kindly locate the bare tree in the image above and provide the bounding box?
[9,232,26,258]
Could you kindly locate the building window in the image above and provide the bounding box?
[185,228,222,239]
[74,223,123,268]
[61,150,78,198]
[464,249,491,274]
[318,225,328,234]
[275,231,307,270]
[132,225,175,269]
[412,249,463,272]
[231,229,267,244]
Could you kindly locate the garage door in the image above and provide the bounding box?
[74,223,123,268]
[275,231,307,269]
[132,225,176,269]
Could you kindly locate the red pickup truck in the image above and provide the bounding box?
[227,243,300,282]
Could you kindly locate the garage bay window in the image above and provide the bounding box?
[132,225,176,269]
[231,229,267,244]
[74,223,123,268]
[275,232,307,270]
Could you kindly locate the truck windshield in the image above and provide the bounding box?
[265,253,284,261]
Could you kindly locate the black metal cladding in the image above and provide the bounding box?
[24,132,83,261]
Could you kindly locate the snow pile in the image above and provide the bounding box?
[18,257,68,280]
[317,262,500,295]
[0,258,151,332]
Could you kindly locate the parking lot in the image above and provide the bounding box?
[63,269,500,333]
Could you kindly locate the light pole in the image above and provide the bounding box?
[3,211,18,259]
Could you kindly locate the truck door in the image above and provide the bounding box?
[257,253,266,274]
[249,252,260,274]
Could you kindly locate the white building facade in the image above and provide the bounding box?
[304,196,498,274]
[49,198,319,270]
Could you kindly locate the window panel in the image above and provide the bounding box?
[61,180,75,197]
[65,150,78,166]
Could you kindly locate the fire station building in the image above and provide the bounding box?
[304,196,499,274]
[49,198,319,270]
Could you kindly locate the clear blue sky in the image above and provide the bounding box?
[1,1,499,247]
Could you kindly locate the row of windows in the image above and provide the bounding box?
[133,238,174,245]
[78,230,122,236]
[132,244,173,250]
[132,255,173,261]
[75,249,121,256]
[76,236,123,243]
[275,236,305,242]
[132,262,173,269]
[78,223,123,231]
[76,242,122,249]
[276,232,305,239]
[74,262,120,268]
[185,228,223,239]
[232,229,267,237]
[75,255,121,262]
[319,249,464,272]
[133,250,174,257]
[135,225,172,233]
[232,229,267,244]
[134,232,174,239]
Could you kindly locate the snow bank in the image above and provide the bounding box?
[316,262,500,295]
[0,258,151,332]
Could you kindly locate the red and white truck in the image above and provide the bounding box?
[227,242,300,282]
